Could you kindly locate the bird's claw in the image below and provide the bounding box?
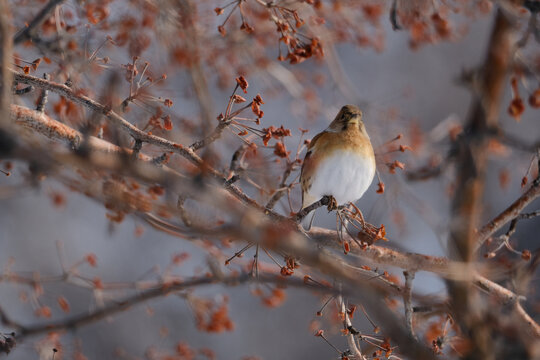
[325,195,338,212]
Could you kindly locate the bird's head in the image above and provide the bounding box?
[328,105,367,135]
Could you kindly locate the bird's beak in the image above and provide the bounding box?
[348,116,360,125]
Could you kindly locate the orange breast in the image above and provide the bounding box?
[310,127,373,157]
[300,126,374,202]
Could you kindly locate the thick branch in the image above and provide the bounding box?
[10,104,195,193]
[132,214,529,313]
[447,6,516,358]
[515,302,540,338]
[451,6,514,263]
[10,80,539,356]
[297,228,539,348]
[12,105,165,162]
[8,106,533,319]
[127,213,540,345]
[309,227,524,307]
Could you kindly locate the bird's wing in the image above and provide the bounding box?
[307,131,325,152]
[300,131,326,209]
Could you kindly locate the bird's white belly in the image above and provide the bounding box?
[307,151,375,205]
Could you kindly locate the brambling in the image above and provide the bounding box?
[300,105,376,229]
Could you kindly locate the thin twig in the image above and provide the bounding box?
[265,162,294,210]
[13,71,204,164]
[406,161,449,181]
[338,294,364,359]
[390,0,401,30]
[229,143,247,176]
[0,0,12,129]
[36,73,50,112]
[403,271,416,339]
[188,76,243,152]
[476,177,540,251]
[189,119,231,151]
[179,0,215,148]
[13,0,66,44]
[12,85,33,95]
[177,194,193,227]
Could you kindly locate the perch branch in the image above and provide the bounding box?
[8,107,534,324]
[294,196,331,222]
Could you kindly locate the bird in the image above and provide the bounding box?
[300,105,376,230]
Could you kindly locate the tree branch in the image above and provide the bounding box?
[266,162,294,210]
[10,104,534,320]
[294,196,331,222]
[338,294,364,360]
[447,6,517,358]
[403,271,416,339]
[476,178,540,250]
[8,79,539,357]
[13,72,203,163]
[178,0,215,147]
[11,72,287,221]
[0,0,12,129]
[189,120,230,151]
[13,0,66,44]
[308,227,528,310]
[4,272,306,338]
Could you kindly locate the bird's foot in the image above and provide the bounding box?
[325,195,338,212]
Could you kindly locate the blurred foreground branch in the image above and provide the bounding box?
[448,4,521,358]
[9,100,540,345]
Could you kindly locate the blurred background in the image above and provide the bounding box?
[1,1,539,359]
